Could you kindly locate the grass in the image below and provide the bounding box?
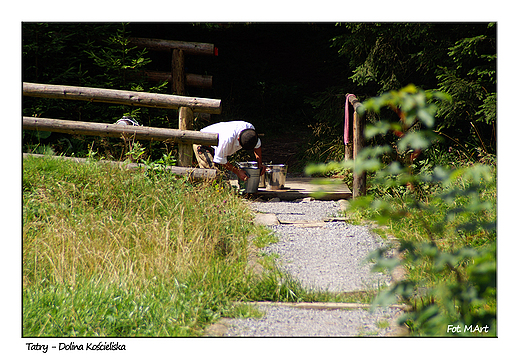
[23,155,364,337]
[23,155,267,336]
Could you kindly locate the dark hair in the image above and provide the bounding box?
[239,129,258,150]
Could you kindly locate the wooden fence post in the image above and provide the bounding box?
[344,143,353,161]
[172,48,185,95]
[172,48,194,167]
[178,107,194,166]
[352,106,366,198]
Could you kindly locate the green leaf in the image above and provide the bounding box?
[365,122,392,138]
[397,132,430,152]
[417,108,435,128]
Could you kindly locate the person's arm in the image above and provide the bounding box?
[254,147,267,175]
[222,162,249,181]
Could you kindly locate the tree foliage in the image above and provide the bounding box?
[22,23,171,159]
[23,23,497,161]
[435,24,496,152]
[309,22,496,160]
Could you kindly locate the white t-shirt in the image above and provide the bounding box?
[200,121,261,164]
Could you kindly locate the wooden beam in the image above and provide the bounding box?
[140,70,213,89]
[172,48,185,95]
[23,82,222,114]
[23,117,219,146]
[23,153,217,179]
[128,37,216,56]
[186,73,213,89]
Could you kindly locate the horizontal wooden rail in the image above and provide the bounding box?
[23,83,222,114]
[23,153,217,179]
[23,117,219,146]
[129,37,216,56]
[139,70,213,89]
[347,95,363,112]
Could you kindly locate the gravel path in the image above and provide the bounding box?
[224,303,400,337]
[215,198,405,337]
[250,199,391,292]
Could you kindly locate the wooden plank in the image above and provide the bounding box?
[129,37,216,56]
[139,70,213,88]
[256,177,352,201]
[23,82,222,114]
[23,117,218,146]
[23,153,217,179]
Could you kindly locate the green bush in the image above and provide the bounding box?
[306,85,496,336]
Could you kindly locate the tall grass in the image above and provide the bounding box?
[23,155,379,337]
[23,156,251,287]
[23,156,287,336]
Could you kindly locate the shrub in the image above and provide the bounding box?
[306,85,496,336]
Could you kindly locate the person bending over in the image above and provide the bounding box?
[193,120,267,181]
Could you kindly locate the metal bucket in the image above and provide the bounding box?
[259,172,266,188]
[237,161,259,168]
[266,164,287,190]
[237,162,261,193]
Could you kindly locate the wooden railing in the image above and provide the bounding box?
[24,37,220,168]
[127,37,218,166]
[22,117,218,146]
[22,81,222,178]
[22,83,221,114]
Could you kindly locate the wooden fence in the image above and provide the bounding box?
[127,37,218,166]
[22,117,218,146]
[23,153,217,179]
[24,37,220,168]
[23,82,221,178]
[344,94,366,198]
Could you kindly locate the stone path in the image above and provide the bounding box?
[205,197,408,337]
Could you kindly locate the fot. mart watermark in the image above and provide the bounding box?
[447,324,490,334]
